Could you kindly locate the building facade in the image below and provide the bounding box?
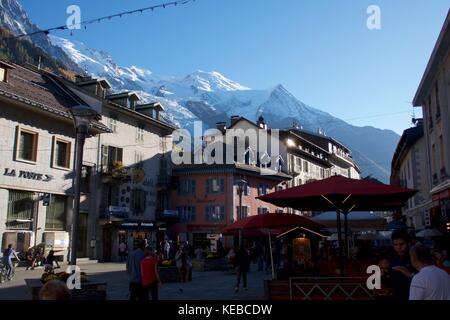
[412,11,450,231]
[391,120,434,229]
[0,60,176,262]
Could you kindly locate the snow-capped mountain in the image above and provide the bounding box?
[0,0,81,71]
[1,0,400,182]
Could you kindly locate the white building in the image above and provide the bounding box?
[0,60,176,262]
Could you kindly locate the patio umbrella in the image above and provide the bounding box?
[416,229,444,237]
[312,211,387,231]
[257,175,416,275]
[223,213,328,279]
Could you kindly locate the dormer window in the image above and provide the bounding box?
[0,61,15,83]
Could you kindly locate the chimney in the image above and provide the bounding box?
[216,122,226,132]
[230,115,240,127]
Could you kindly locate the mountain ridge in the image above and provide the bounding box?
[0,0,400,182]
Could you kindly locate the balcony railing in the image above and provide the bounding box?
[101,165,132,182]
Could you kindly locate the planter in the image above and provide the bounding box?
[25,278,107,300]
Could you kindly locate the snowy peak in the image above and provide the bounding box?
[0,0,35,35]
[183,70,251,92]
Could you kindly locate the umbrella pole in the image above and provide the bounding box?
[344,212,349,261]
[336,209,344,276]
[268,230,275,280]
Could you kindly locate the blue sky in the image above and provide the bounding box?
[20,0,449,135]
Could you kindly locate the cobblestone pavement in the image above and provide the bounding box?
[0,262,270,300]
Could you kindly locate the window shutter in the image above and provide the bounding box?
[101,145,108,168]
[220,179,224,193]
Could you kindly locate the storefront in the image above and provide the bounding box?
[101,220,156,261]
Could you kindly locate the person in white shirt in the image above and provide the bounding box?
[409,243,450,300]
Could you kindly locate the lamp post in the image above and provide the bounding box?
[236,178,248,247]
[68,105,99,267]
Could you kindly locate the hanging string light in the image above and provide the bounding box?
[1,0,199,42]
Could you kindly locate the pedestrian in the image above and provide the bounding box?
[2,244,19,280]
[175,246,191,284]
[389,230,416,301]
[119,240,128,262]
[140,247,161,301]
[164,240,171,260]
[25,247,35,270]
[126,240,146,300]
[409,243,450,300]
[44,250,60,272]
[234,242,250,293]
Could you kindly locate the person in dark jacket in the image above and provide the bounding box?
[234,242,250,292]
[389,230,416,301]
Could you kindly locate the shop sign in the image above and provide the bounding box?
[3,168,54,182]
[119,221,155,230]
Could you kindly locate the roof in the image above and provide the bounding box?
[391,121,424,170]
[107,91,140,101]
[0,61,110,133]
[136,102,164,111]
[75,77,112,89]
[413,10,450,106]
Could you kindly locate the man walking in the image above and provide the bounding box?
[235,242,250,293]
[126,240,146,300]
[409,243,450,300]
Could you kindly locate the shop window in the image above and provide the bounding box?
[15,127,38,163]
[45,195,66,231]
[6,190,34,230]
[53,138,71,169]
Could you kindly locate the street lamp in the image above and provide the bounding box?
[68,105,99,266]
[236,178,248,246]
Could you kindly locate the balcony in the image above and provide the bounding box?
[101,163,132,183]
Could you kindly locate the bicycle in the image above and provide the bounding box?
[0,260,18,283]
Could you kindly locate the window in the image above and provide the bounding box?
[131,189,146,216]
[439,135,445,170]
[237,206,249,220]
[136,125,144,142]
[258,184,269,196]
[320,168,325,179]
[275,208,284,214]
[258,207,269,215]
[206,178,224,194]
[45,195,66,231]
[295,157,302,173]
[101,145,123,170]
[108,114,118,133]
[53,138,71,169]
[435,82,441,118]
[205,205,225,222]
[276,185,283,192]
[236,184,250,196]
[178,180,196,195]
[134,152,144,168]
[6,190,34,230]
[303,161,309,173]
[177,206,196,222]
[16,127,38,162]
[0,67,6,82]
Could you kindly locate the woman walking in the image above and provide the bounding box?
[140,247,161,301]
